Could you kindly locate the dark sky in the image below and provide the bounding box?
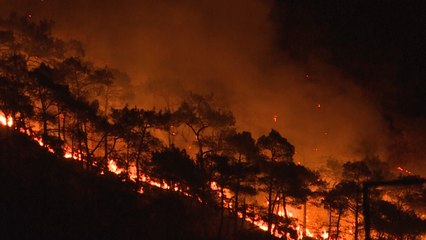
[273,0,426,118]
[1,0,425,174]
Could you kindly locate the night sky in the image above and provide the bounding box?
[1,0,425,175]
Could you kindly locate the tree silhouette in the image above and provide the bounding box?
[175,93,235,171]
[0,54,34,131]
[342,160,372,240]
[209,154,233,238]
[256,129,295,235]
[322,181,357,239]
[224,131,259,238]
[150,147,203,195]
[0,12,66,66]
[370,199,426,239]
[110,106,163,183]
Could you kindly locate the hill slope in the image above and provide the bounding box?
[0,127,269,240]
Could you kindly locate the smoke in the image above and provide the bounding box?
[1,0,424,173]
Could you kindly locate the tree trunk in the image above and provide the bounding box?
[42,104,48,141]
[135,128,146,184]
[103,92,109,169]
[355,193,360,240]
[83,122,91,169]
[282,195,288,221]
[62,113,66,143]
[104,132,108,169]
[218,185,225,239]
[251,206,256,224]
[234,186,239,240]
[240,199,246,233]
[303,200,307,237]
[71,134,74,159]
[78,121,83,163]
[57,105,61,140]
[267,178,273,235]
[39,88,48,142]
[336,207,343,239]
[328,205,332,240]
[126,143,130,176]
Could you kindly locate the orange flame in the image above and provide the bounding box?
[320,228,329,239]
[397,166,413,175]
[0,113,13,127]
[0,109,335,240]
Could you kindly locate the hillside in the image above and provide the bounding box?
[0,127,270,240]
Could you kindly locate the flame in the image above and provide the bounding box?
[306,228,314,237]
[210,181,219,191]
[64,146,82,160]
[107,160,123,174]
[397,166,413,175]
[0,109,343,240]
[0,113,13,127]
[320,228,329,239]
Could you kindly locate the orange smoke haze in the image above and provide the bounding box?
[1,0,424,174]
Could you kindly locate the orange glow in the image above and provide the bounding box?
[320,228,329,239]
[64,146,82,160]
[273,114,278,123]
[0,109,371,240]
[0,112,13,127]
[306,228,314,238]
[107,160,123,174]
[397,166,413,175]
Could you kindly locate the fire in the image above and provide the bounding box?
[306,228,314,237]
[63,146,82,160]
[0,110,333,240]
[397,166,413,175]
[320,228,329,239]
[107,160,122,174]
[273,114,278,123]
[0,113,13,127]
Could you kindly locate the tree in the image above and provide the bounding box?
[209,154,234,239]
[278,163,322,237]
[175,93,235,171]
[0,69,33,131]
[370,200,426,239]
[0,54,35,131]
[30,63,60,141]
[110,106,163,183]
[150,147,203,195]
[342,160,372,240]
[322,181,357,239]
[224,131,259,238]
[0,12,66,66]
[256,129,295,235]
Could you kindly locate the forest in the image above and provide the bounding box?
[0,13,425,240]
